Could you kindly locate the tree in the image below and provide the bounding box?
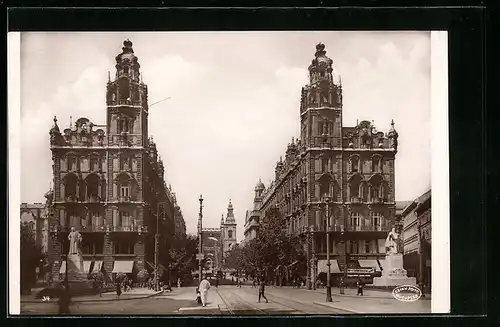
[225,207,306,280]
[20,222,43,294]
[165,234,198,283]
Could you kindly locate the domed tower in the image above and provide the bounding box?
[106,39,149,147]
[300,43,343,148]
[222,199,237,256]
[254,179,265,210]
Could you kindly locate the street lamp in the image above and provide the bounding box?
[155,202,167,292]
[324,197,332,302]
[198,195,204,284]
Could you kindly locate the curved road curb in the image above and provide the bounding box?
[21,290,164,304]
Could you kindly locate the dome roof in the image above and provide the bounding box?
[254,178,265,191]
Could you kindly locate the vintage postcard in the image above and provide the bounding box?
[8,31,449,315]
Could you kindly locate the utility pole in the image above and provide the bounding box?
[325,197,332,302]
[198,195,204,284]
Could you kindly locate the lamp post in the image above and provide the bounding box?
[155,202,166,292]
[198,195,204,284]
[324,197,332,302]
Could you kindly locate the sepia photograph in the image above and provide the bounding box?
[9,31,449,316]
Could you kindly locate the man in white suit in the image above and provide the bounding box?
[198,275,211,307]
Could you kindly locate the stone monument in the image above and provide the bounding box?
[372,227,417,287]
[62,227,93,292]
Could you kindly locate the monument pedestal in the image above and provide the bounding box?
[372,253,416,287]
[63,254,93,293]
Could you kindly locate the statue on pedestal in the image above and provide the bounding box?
[68,227,82,255]
[385,227,399,255]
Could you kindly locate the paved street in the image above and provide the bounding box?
[20,285,430,315]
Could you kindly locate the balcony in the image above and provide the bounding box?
[65,195,79,203]
[371,197,386,204]
[108,99,142,107]
[87,195,103,203]
[313,224,343,232]
[350,196,363,204]
[346,225,387,232]
[80,224,106,232]
[111,224,148,234]
[118,196,131,203]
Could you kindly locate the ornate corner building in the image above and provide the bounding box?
[246,43,400,286]
[47,40,185,281]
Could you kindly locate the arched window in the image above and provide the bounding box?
[120,156,132,170]
[228,230,233,239]
[115,172,135,201]
[67,155,78,171]
[118,211,133,228]
[90,155,100,172]
[370,212,384,231]
[349,174,363,201]
[369,175,384,202]
[322,157,329,172]
[119,78,130,100]
[63,174,78,201]
[371,156,381,173]
[350,212,361,231]
[350,156,360,173]
[85,174,101,202]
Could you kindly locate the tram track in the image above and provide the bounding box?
[216,288,268,315]
[217,286,351,315]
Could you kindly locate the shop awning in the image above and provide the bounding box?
[59,261,67,274]
[317,260,341,274]
[378,259,388,271]
[112,261,134,273]
[358,259,381,272]
[92,261,103,273]
[83,261,92,274]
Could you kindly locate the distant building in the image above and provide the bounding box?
[402,190,431,288]
[201,200,238,270]
[243,180,264,244]
[395,201,412,233]
[20,197,50,253]
[245,43,400,286]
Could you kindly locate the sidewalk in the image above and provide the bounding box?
[174,286,226,312]
[21,287,163,304]
[265,286,431,314]
[312,287,431,300]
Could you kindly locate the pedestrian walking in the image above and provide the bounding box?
[58,283,71,315]
[177,278,181,288]
[214,277,219,288]
[356,278,364,296]
[258,279,269,303]
[252,279,256,288]
[116,282,122,299]
[198,275,211,307]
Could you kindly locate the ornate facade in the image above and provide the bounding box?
[249,43,399,287]
[47,40,184,281]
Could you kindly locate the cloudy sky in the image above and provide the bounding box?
[19,31,431,241]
